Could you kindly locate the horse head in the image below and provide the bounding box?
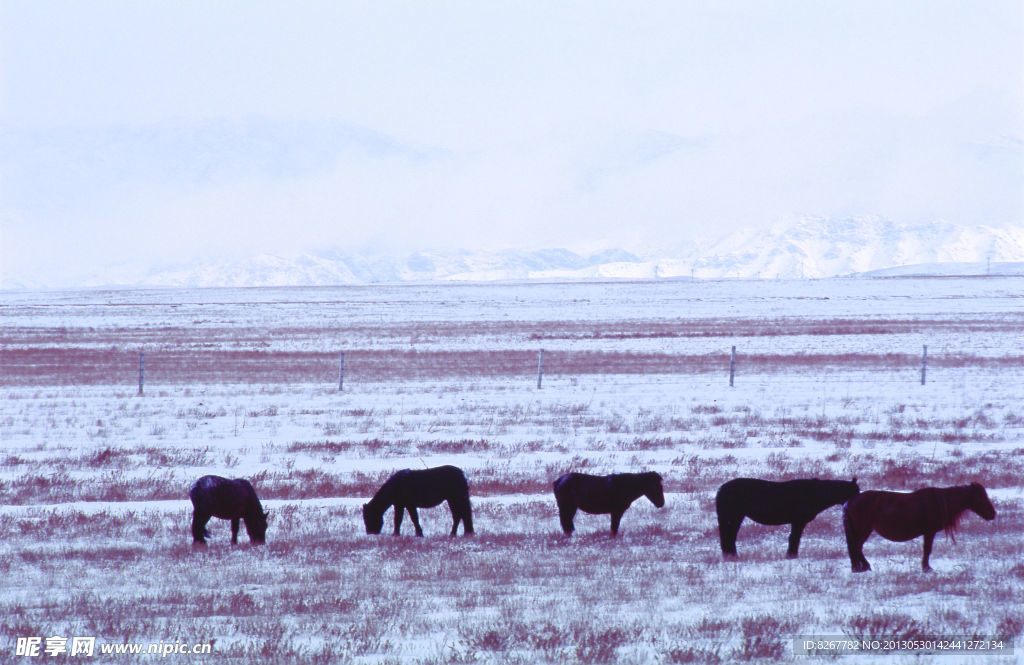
[968,482,996,521]
[645,472,666,508]
[363,503,384,534]
[247,509,269,544]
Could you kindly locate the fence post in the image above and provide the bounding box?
[137,352,144,396]
[338,352,345,392]
[537,349,544,389]
[729,346,736,387]
[921,345,927,386]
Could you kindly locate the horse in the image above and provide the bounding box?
[716,477,859,559]
[189,475,269,545]
[363,465,474,536]
[553,471,665,536]
[843,482,996,572]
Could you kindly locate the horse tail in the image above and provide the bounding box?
[842,500,860,564]
[457,469,473,534]
[189,482,210,540]
[715,483,741,555]
[939,491,958,543]
[461,497,474,534]
[713,483,734,521]
[553,473,571,497]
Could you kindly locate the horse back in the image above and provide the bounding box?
[554,472,619,514]
[717,478,851,525]
[387,466,469,508]
[846,490,929,541]
[716,479,781,522]
[190,475,258,520]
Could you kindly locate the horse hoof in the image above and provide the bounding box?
[786,553,799,559]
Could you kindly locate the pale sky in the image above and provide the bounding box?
[1,1,1022,283]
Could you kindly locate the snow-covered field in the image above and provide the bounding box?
[2,277,1022,663]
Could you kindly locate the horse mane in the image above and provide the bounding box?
[366,471,406,512]
[934,486,970,542]
[244,487,266,519]
[809,478,858,506]
[625,471,661,488]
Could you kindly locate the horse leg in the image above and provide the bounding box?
[717,511,742,558]
[610,509,625,537]
[393,505,404,535]
[448,501,460,537]
[407,506,424,537]
[844,512,871,572]
[787,521,807,559]
[449,497,473,536]
[231,518,240,544]
[557,499,576,535]
[921,531,935,572]
[191,511,210,545]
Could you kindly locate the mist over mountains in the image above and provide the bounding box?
[6,218,1023,289]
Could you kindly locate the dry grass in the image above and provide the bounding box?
[5,345,1023,386]
[2,493,1019,663]
[4,443,1022,506]
[3,283,1023,661]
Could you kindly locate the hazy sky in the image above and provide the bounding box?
[1,1,1022,282]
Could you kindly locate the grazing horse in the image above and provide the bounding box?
[843,482,996,572]
[190,475,269,545]
[716,477,859,559]
[553,471,665,536]
[363,465,474,536]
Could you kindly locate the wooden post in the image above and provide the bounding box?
[537,349,544,389]
[137,352,144,396]
[921,345,927,386]
[729,346,736,387]
[338,352,345,392]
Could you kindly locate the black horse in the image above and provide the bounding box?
[716,477,859,558]
[553,471,665,536]
[844,483,996,572]
[190,475,269,545]
[363,465,474,536]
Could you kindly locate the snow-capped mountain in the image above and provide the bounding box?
[683,217,1024,279]
[5,218,1023,289]
[79,248,650,288]
[128,218,1024,286]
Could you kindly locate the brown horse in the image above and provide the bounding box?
[843,483,995,572]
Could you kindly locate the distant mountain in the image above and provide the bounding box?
[857,261,1024,277]
[683,217,1024,279]
[85,248,650,288]
[4,218,1022,289]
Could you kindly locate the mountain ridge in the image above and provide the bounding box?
[4,218,1022,289]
